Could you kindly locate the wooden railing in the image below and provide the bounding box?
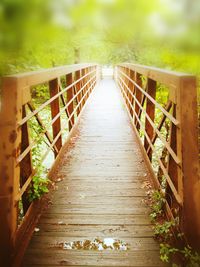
[0,63,100,266]
[115,63,200,250]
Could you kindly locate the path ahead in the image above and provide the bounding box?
[23,78,167,267]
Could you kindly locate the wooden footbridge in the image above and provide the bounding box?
[0,63,199,267]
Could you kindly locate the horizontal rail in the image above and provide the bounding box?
[119,63,194,89]
[118,78,182,205]
[118,69,179,126]
[16,77,96,202]
[5,63,97,87]
[18,69,95,126]
[119,75,181,165]
[17,74,96,164]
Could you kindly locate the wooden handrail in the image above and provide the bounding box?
[115,63,200,250]
[5,63,97,87]
[0,63,100,267]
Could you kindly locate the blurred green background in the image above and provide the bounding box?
[0,0,200,75]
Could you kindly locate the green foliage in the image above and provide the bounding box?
[28,166,49,202]
[31,84,49,102]
[1,0,200,75]
[154,218,178,241]
[148,189,200,266]
[26,96,52,202]
[160,243,178,262]
[159,243,200,266]
[149,190,166,221]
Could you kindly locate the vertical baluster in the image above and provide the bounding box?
[125,68,129,107]
[90,67,94,93]
[66,73,74,131]
[166,103,178,209]
[85,68,90,100]
[134,73,143,130]
[49,78,62,156]
[86,67,90,95]
[80,69,85,108]
[75,70,81,115]
[20,105,33,213]
[88,67,92,94]
[119,67,122,95]
[126,69,131,111]
[129,70,135,118]
[94,66,98,86]
[82,68,87,104]
[144,78,156,160]
[90,67,93,91]
[79,69,84,107]
[122,67,126,99]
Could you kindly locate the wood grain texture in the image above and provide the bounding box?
[23,78,167,267]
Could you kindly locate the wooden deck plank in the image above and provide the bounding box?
[22,78,167,267]
[24,250,167,266]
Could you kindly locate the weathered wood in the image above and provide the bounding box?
[6,64,97,88]
[85,68,90,100]
[119,80,182,204]
[125,68,130,107]
[74,70,82,115]
[117,64,200,251]
[81,69,87,106]
[24,250,168,267]
[20,105,33,213]
[66,73,74,131]
[166,104,178,209]
[118,68,179,126]
[0,64,99,267]
[144,78,156,160]
[177,76,200,249]
[0,78,22,267]
[23,79,166,267]
[129,70,135,117]
[146,101,172,156]
[49,78,62,155]
[27,102,58,154]
[119,63,193,94]
[134,73,143,130]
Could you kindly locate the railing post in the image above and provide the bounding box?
[0,78,22,267]
[144,78,156,160]
[49,78,62,156]
[177,76,200,250]
[66,73,74,131]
